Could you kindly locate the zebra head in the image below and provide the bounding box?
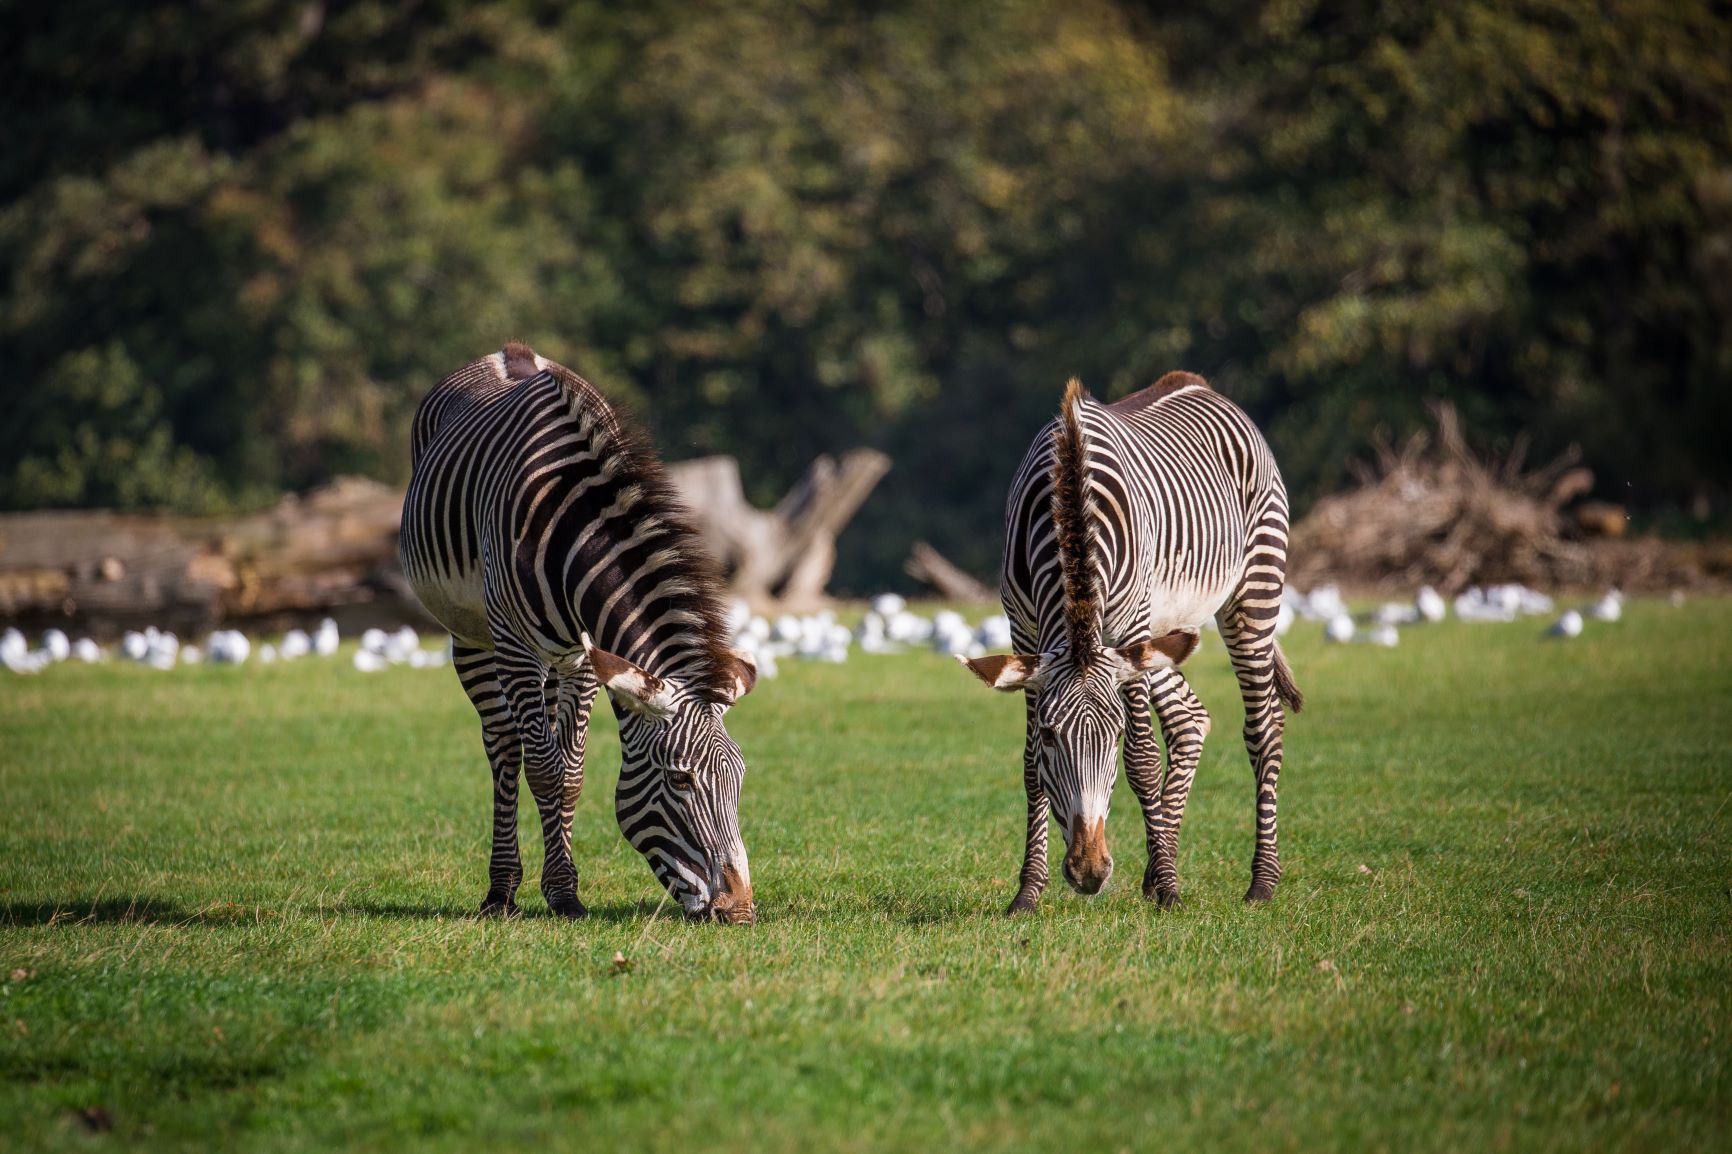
[583,636,757,924]
[961,630,1199,894]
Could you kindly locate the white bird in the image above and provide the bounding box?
[887,610,933,644]
[385,626,420,664]
[352,649,387,672]
[1360,623,1400,648]
[3,647,47,674]
[211,630,251,664]
[121,631,150,661]
[726,599,752,636]
[73,638,103,663]
[1589,589,1623,622]
[259,644,278,664]
[1453,588,1517,623]
[1273,601,1296,638]
[360,628,389,654]
[870,593,907,618]
[1304,585,1348,622]
[181,645,203,664]
[279,629,311,660]
[1415,585,1447,623]
[42,629,71,662]
[146,632,179,670]
[0,629,26,665]
[1547,609,1584,638]
[314,618,340,656]
[975,614,1013,651]
[1324,613,1355,643]
[1374,602,1420,627]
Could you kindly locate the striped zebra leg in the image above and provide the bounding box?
[551,655,598,807]
[494,638,586,919]
[454,642,524,917]
[1130,670,1211,908]
[1121,680,1166,903]
[1008,693,1051,915]
[1219,567,1290,902]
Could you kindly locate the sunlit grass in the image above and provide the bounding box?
[2,600,1729,1151]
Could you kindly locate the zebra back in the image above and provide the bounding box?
[401,346,737,701]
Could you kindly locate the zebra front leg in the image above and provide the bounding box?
[1219,604,1288,903]
[453,642,525,917]
[1145,669,1210,908]
[547,654,598,892]
[495,640,586,919]
[1009,694,1051,915]
[1121,679,1168,905]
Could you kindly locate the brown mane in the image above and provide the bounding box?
[501,341,541,381]
[525,348,738,703]
[1109,370,1209,414]
[1051,378,1102,662]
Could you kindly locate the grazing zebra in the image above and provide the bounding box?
[400,343,759,923]
[961,373,1303,911]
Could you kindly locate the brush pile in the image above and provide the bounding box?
[1288,403,1707,593]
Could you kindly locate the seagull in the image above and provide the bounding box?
[1588,590,1623,622]
[1546,610,1584,638]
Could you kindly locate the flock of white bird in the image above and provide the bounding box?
[1287,582,1627,648]
[0,584,1633,677]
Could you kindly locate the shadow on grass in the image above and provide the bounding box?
[0,896,203,926]
[2,894,746,928]
[336,896,694,925]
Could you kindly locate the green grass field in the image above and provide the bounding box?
[2,600,1729,1151]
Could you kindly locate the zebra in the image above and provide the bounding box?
[960,372,1303,912]
[400,342,759,923]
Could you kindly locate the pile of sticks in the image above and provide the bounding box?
[1287,403,1706,593]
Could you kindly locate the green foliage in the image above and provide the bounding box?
[2,1,1728,581]
[1,601,1729,1149]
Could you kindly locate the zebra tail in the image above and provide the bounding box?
[1271,640,1304,714]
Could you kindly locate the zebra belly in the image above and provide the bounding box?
[1134,563,1247,639]
[408,563,491,648]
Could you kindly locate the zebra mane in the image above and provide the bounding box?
[537,357,738,703]
[1051,377,1102,663]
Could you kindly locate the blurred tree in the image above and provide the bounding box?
[1,0,1727,585]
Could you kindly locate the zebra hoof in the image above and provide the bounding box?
[478,894,520,918]
[546,895,589,920]
[1147,886,1182,910]
[1243,881,1277,904]
[1005,889,1041,916]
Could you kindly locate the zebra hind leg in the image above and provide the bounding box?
[1218,598,1290,904]
[453,642,525,917]
[494,638,587,919]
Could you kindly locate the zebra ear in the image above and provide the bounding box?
[1109,629,1199,681]
[957,652,1044,692]
[582,634,675,718]
[716,650,757,706]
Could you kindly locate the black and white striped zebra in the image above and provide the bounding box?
[401,343,758,923]
[962,373,1303,911]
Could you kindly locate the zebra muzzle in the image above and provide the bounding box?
[1062,815,1114,895]
[706,861,755,925]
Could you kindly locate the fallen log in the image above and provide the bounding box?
[0,450,892,634]
[904,541,995,603]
